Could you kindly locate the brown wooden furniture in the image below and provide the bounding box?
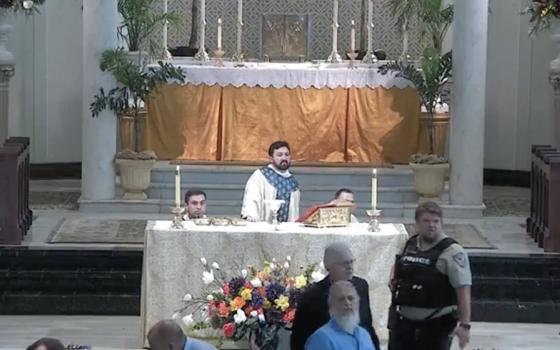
[527,145,560,252]
[0,137,32,245]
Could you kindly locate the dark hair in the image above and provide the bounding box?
[185,189,207,203]
[268,140,291,156]
[335,188,353,199]
[27,338,65,350]
[414,201,443,221]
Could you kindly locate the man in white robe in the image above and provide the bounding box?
[241,141,301,222]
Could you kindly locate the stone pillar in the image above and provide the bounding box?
[550,31,560,149]
[449,0,489,207]
[0,13,15,144]
[81,0,118,200]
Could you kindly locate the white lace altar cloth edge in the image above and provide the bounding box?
[154,60,414,89]
[140,221,408,346]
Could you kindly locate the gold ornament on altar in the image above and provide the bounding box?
[297,202,353,228]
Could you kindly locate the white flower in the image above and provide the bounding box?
[22,1,34,10]
[286,255,291,261]
[250,278,262,288]
[171,312,181,320]
[319,262,325,270]
[311,270,326,283]
[182,314,194,327]
[270,263,276,271]
[272,258,277,262]
[233,309,247,324]
[241,269,248,278]
[200,257,207,265]
[212,262,220,270]
[183,293,193,302]
[202,270,215,285]
[206,294,214,301]
[283,262,290,269]
[258,313,266,323]
[250,310,258,317]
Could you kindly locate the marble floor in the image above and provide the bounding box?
[0,316,558,350]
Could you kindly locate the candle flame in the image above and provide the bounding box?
[351,20,355,26]
[373,168,377,176]
[218,18,222,24]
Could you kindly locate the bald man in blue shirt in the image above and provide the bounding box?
[305,281,376,350]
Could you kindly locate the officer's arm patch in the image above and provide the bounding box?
[452,252,467,268]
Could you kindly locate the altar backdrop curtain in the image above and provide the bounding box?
[145,84,421,164]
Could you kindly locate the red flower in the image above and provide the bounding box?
[282,308,296,323]
[218,302,230,318]
[244,282,252,289]
[223,283,231,296]
[223,322,236,338]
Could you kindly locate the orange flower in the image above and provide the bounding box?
[230,296,246,311]
[285,277,295,287]
[257,287,266,297]
[218,302,229,318]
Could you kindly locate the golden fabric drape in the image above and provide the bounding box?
[221,86,347,162]
[145,84,421,164]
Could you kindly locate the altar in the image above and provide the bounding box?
[140,220,408,346]
[144,61,422,164]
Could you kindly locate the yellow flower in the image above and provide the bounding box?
[294,274,307,289]
[275,295,290,312]
[240,288,252,301]
[263,300,272,310]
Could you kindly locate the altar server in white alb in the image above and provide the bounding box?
[241,140,301,222]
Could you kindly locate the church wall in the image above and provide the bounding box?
[7,0,83,163]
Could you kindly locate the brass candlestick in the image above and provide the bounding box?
[347,52,358,69]
[171,207,185,229]
[214,49,225,66]
[366,209,382,232]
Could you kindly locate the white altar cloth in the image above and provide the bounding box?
[153,60,414,89]
[140,221,408,346]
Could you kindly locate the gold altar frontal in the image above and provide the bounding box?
[302,205,353,228]
[144,84,423,164]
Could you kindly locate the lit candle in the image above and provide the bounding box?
[371,169,377,210]
[332,0,339,51]
[350,20,356,53]
[238,0,243,25]
[217,18,222,50]
[175,165,181,208]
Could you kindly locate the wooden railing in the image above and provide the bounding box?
[527,145,560,253]
[0,137,32,245]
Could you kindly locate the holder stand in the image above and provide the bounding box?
[347,52,358,69]
[170,207,185,229]
[194,48,210,62]
[366,209,382,232]
[214,49,225,66]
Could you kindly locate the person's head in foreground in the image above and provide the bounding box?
[324,241,355,281]
[268,140,292,171]
[27,338,65,350]
[328,280,361,334]
[185,189,207,219]
[415,201,444,243]
[147,319,186,350]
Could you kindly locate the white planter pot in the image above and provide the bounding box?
[125,50,149,66]
[116,158,155,200]
[409,162,450,202]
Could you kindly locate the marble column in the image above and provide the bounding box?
[0,14,14,144]
[449,0,488,206]
[550,30,560,149]
[81,0,118,200]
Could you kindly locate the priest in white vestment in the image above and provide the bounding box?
[241,141,301,222]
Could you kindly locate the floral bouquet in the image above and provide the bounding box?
[173,256,326,350]
[524,0,560,34]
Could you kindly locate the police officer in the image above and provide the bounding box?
[388,201,472,350]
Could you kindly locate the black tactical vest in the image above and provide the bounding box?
[393,234,458,308]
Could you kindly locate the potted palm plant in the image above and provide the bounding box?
[389,0,453,58]
[117,0,180,64]
[379,47,452,201]
[90,48,185,200]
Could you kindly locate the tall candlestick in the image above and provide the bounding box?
[217,18,222,50]
[163,0,168,51]
[194,0,209,60]
[327,0,342,63]
[362,0,377,63]
[371,169,377,210]
[350,20,356,53]
[175,165,181,208]
[233,0,244,61]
